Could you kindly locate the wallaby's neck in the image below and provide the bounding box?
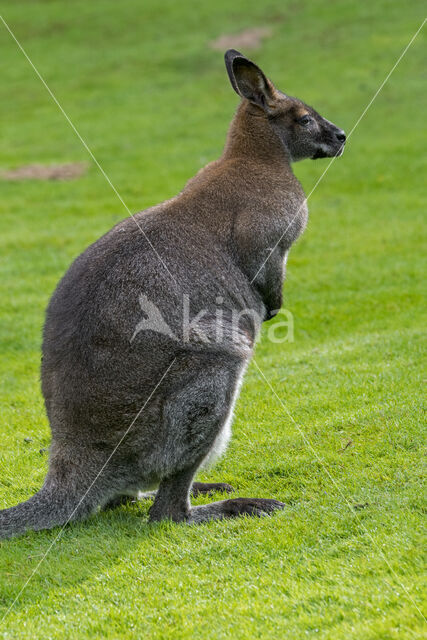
[178,100,295,206]
[222,100,290,166]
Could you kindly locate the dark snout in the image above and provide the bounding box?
[334,128,346,156]
[329,124,346,156]
[313,122,346,159]
[335,129,346,143]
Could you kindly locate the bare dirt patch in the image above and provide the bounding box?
[1,162,87,181]
[210,27,272,52]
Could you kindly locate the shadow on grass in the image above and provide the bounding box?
[0,501,157,614]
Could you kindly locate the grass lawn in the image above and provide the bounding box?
[0,1,425,638]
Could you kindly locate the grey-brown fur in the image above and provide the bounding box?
[0,50,345,538]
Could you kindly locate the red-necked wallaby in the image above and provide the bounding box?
[0,50,345,537]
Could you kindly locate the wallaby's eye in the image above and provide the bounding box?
[298,115,312,126]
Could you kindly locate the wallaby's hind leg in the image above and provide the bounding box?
[149,470,285,524]
[149,468,195,522]
[148,474,238,522]
[148,355,285,524]
[149,359,237,522]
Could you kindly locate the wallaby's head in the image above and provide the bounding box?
[225,49,346,162]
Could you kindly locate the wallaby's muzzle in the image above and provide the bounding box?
[311,118,346,159]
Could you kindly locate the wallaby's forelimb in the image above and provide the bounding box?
[191,482,234,497]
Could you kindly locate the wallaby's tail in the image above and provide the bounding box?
[0,481,99,540]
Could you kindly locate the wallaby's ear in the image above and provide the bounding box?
[224,49,275,110]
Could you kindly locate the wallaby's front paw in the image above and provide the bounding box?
[191,482,235,497]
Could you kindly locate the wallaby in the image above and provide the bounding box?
[0,50,345,538]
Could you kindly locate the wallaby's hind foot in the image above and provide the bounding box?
[188,498,286,524]
[148,466,285,525]
[191,482,234,497]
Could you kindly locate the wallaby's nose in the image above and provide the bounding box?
[336,130,346,143]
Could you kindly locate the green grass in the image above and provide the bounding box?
[0,0,426,638]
